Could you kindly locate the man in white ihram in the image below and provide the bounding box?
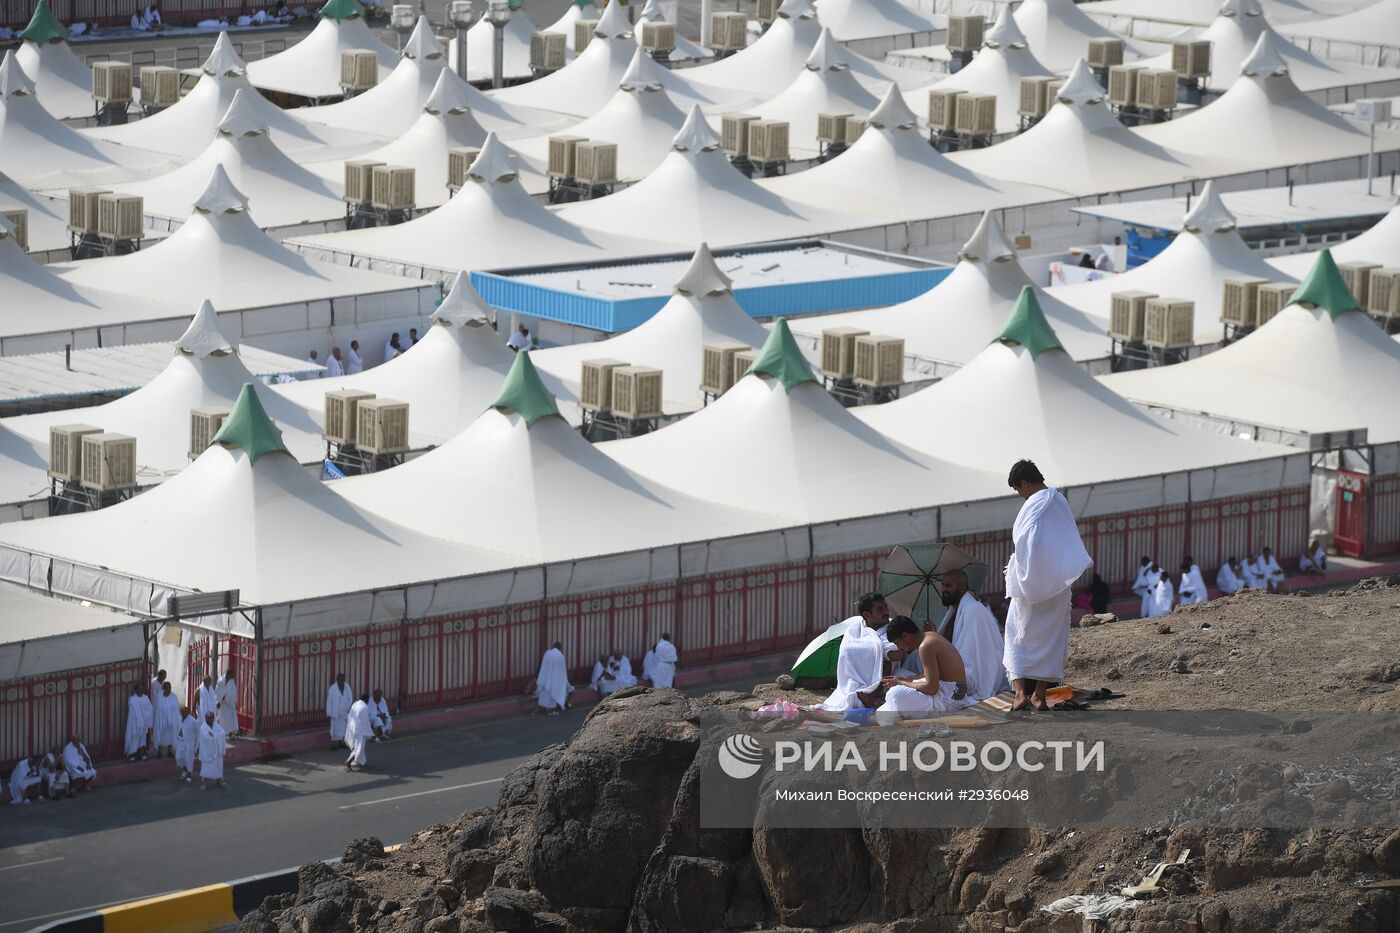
[197,710,226,790]
[1217,557,1245,595]
[1178,559,1208,606]
[197,674,218,721]
[875,616,969,722]
[152,682,181,758]
[124,684,152,761]
[326,673,354,750]
[817,615,885,711]
[176,705,200,783]
[651,634,678,689]
[533,642,571,715]
[216,669,239,738]
[937,570,1008,702]
[1003,459,1093,712]
[344,693,373,772]
[1130,557,1155,618]
[1146,568,1174,618]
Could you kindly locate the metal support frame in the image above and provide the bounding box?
[325,440,405,475]
[546,176,616,203]
[580,409,659,441]
[48,478,134,515]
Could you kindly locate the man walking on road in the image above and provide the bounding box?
[344,694,373,772]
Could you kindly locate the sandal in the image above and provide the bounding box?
[1087,688,1127,700]
[1051,700,1091,711]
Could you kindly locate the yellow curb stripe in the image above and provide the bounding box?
[100,882,236,933]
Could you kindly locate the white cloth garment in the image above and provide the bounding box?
[383,340,400,361]
[371,697,393,734]
[534,647,570,711]
[325,355,344,378]
[641,649,657,683]
[875,680,964,723]
[1003,487,1093,684]
[197,722,226,781]
[1147,576,1175,617]
[216,677,238,734]
[326,683,354,740]
[403,334,416,349]
[176,714,200,772]
[949,592,1008,702]
[346,347,364,374]
[197,683,218,720]
[10,758,39,802]
[590,660,608,693]
[63,742,96,781]
[153,692,181,747]
[506,330,530,351]
[1300,546,1327,573]
[610,656,637,689]
[124,693,153,756]
[1179,564,1209,605]
[1239,557,1262,588]
[1217,562,1243,595]
[652,639,678,688]
[1131,565,1154,618]
[818,619,885,711]
[41,753,69,795]
[344,699,372,767]
[1260,554,1285,586]
[150,676,164,701]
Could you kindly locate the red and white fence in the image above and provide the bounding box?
[0,658,147,763]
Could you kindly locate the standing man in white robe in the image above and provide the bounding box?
[124,684,153,761]
[216,669,239,738]
[534,642,571,714]
[346,340,364,374]
[652,634,678,689]
[197,675,218,722]
[1147,570,1175,617]
[150,669,167,705]
[1002,460,1093,712]
[939,570,1008,702]
[1131,557,1155,618]
[344,694,373,772]
[197,711,226,790]
[326,673,353,750]
[176,706,199,782]
[1217,558,1244,595]
[153,682,181,757]
[1178,559,1208,606]
[1258,547,1285,592]
[63,736,97,791]
[641,648,657,685]
[370,688,393,739]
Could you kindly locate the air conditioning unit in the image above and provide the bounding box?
[48,425,102,482]
[574,141,618,184]
[639,20,675,52]
[1220,277,1269,327]
[189,407,231,459]
[1171,39,1211,78]
[1143,297,1195,350]
[574,19,599,52]
[1134,69,1178,111]
[447,146,481,191]
[1044,78,1065,102]
[354,398,409,455]
[1338,261,1380,305]
[530,31,567,71]
[1107,65,1138,107]
[139,65,179,106]
[1368,268,1400,320]
[946,14,984,53]
[747,120,789,162]
[80,433,137,492]
[344,160,383,204]
[340,50,380,91]
[611,366,663,420]
[853,335,903,388]
[731,348,757,384]
[721,114,758,157]
[820,326,868,379]
[954,92,996,135]
[1088,37,1124,69]
[710,11,748,51]
[370,165,415,211]
[324,390,375,444]
[817,112,850,144]
[580,359,627,411]
[548,135,587,178]
[928,88,963,131]
[2,209,28,251]
[700,341,750,395]
[1018,76,1053,118]
[1109,290,1155,342]
[843,117,868,145]
[1255,282,1295,326]
[92,61,132,104]
[67,187,111,234]
[96,193,143,241]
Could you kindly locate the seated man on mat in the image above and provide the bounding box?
[875,616,969,723]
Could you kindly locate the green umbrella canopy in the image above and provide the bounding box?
[319,0,366,21]
[791,619,852,679]
[212,384,288,463]
[749,317,818,390]
[995,287,1062,359]
[1288,249,1360,321]
[878,543,989,625]
[490,350,560,427]
[21,0,66,45]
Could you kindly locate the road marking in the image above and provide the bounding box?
[0,889,181,929]
[0,856,64,873]
[338,777,503,810]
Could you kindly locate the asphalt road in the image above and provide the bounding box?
[0,675,758,930]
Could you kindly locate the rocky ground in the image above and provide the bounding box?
[240,581,1400,933]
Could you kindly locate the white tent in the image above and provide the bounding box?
[85,34,383,161]
[742,28,881,158]
[639,0,711,63]
[547,0,604,51]
[335,350,778,561]
[855,286,1287,485]
[0,384,513,604]
[507,50,689,186]
[246,0,398,101]
[102,91,346,228]
[273,272,520,443]
[951,59,1248,196]
[791,211,1112,367]
[760,84,1059,220]
[306,69,494,208]
[453,8,539,83]
[1079,0,1330,28]
[288,132,661,276]
[1102,250,1400,443]
[0,51,169,189]
[1136,34,1400,165]
[1270,204,1400,277]
[814,0,943,42]
[531,243,772,416]
[1279,0,1400,50]
[0,167,68,254]
[601,318,1005,522]
[915,8,1057,135]
[12,0,95,121]
[1013,0,1153,71]
[683,0,934,96]
[557,106,869,247]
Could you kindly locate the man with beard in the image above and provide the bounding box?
[938,569,1008,702]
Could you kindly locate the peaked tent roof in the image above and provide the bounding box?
[14,0,95,121]
[20,0,65,44]
[1269,204,1400,277]
[1279,0,1400,48]
[491,349,561,426]
[996,287,1062,358]
[1287,248,1361,319]
[1012,0,1153,71]
[1079,0,1330,28]
[213,383,289,463]
[1102,251,1400,443]
[318,0,365,20]
[546,0,603,51]
[856,293,1290,485]
[790,210,1113,365]
[245,9,398,100]
[750,318,818,389]
[0,165,69,252]
[639,0,711,62]
[531,243,771,417]
[813,0,944,41]
[917,7,1057,134]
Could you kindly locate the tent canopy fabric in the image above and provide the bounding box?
[14,2,95,121]
[750,317,819,389]
[996,287,1063,358]
[1279,0,1400,47]
[915,7,1057,134]
[1288,247,1362,319]
[813,0,944,42]
[246,12,398,100]
[213,383,291,463]
[0,166,69,253]
[492,348,561,427]
[1013,0,1153,71]
[20,0,66,44]
[1269,205,1400,277]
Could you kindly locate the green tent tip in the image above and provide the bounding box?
[1288,248,1361,321]
[211,384,288,463]
[995,287,1063,359]
[490,351,560,426]
[318,0,365,21]
[20,0,66,45]
[748,318,818,390]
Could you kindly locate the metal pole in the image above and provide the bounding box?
[492,22,504,89]
[1368,123,1376,196]
[456,25,469,80]
[700,0,713,49]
